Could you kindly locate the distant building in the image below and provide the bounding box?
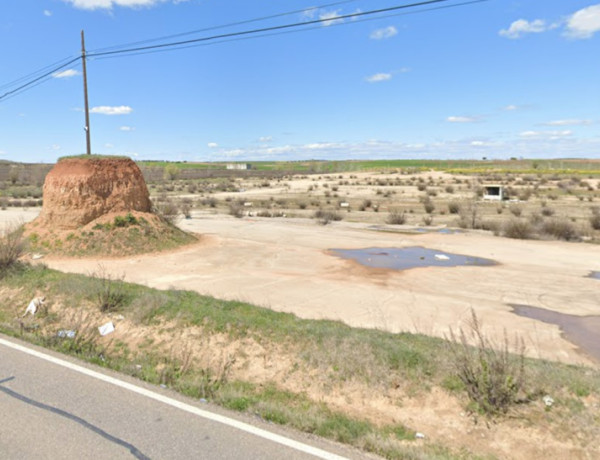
[226,163,252,170]
[483,185,503,201]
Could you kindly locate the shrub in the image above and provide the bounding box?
[503,219,533,239]
[541,207,554,217]
[0,224,25,273]
[155,199,179,224]
[590,207,600,230]
[448,201,461,214]
[313,210,342,225]
[228,204,244,218]
[423,199,435,214]
[90,266,128,313]
[541,218,579,241]
[447,309,526,415]
[509,204,522,217]
[386,209,406,225]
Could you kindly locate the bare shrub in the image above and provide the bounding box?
[423,198,435,214]
[590,207,600,230]
[90,266,128,313]
[386,209,406,225]
[0,223,25,273]
[541,207,554,217]
[154,199,179,224]
[447,201,461,214]
[447,309,526,415]
[509,204,522,217]
[313,210,342,225]
[228,204,244,218]
[541,218,580,241]
[502,219,533,239]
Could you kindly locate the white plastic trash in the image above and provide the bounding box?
[434,254,450,261]
[98,321,115,336]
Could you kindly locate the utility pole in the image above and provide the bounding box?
[81,30,92,155]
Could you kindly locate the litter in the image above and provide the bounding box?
[98,321,115,336]
[434,254,450,261]
[543,395,554,407]
[32,254,44,260]
[22,297,45,317]
[57,330,76,339]
[416,432,426,439]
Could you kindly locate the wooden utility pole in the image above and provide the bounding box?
[81,30,92,155]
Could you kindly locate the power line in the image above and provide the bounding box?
[90,0,486,62]
[0,55,78,92]
[0,57,81,102]
[0,0,487,103]
[89,0,363,54]
[87,0,469,58]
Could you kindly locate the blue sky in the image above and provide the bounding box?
[1,0,599,163]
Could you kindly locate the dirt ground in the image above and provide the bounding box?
[5,207,599,367]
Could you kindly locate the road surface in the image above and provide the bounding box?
[0,335,367,460]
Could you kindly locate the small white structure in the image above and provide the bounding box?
[226,163,252,170]
[483,185,503,201]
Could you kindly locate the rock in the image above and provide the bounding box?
[34,157,151,230]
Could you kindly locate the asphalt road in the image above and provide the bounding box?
[0,335,366,460]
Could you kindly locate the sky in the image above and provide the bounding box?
[0,0,599,163]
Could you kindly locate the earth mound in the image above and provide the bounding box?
[35,157,151,230]
[25,156,196,256]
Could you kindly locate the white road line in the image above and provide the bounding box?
[0,337,347,460]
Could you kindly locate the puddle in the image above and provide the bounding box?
[588,271,600,280]
[330,246,496,271]
[511,304,600,363]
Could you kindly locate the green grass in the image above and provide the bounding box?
[1,264,599,459]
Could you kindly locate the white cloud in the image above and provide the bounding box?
[50,144,61,151]
[119,125,134,131]
[90,105,133,115]
[207,142,218,148]
[52,69,80,79]
[499,19,547,39]
[319,10,344,26]
[542,119,592,126]
[105,143,115,149]
[565,4,600,39]
[503,105,520,111]
[365,73,392,83]
[520,130,573,139]
[259,136,272,143]
[301,7,317,20]
[62,0,187,11]
[43,10,53,16]
[447,116,478,123]
[370,26,398,40]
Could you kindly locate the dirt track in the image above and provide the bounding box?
[5,209,592,366]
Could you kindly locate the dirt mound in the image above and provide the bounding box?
[34,157,151,230]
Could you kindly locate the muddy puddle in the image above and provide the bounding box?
[588,271,600,280]
[511,304,600,363]
[330,246,496,271]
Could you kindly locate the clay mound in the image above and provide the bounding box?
[35,157,151,230]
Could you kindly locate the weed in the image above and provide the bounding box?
[447,310,526,415]
[0,223,25,275]
[89,266,128,313]
[386,209,406,225]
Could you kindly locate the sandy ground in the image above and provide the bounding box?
[4,208,600,366]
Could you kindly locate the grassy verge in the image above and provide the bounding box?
[2,263,599,459]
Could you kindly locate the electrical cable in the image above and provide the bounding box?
[89,0,363,54]
[87,0,464,58]
[89,0,486,62]
[0,57,81,102]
